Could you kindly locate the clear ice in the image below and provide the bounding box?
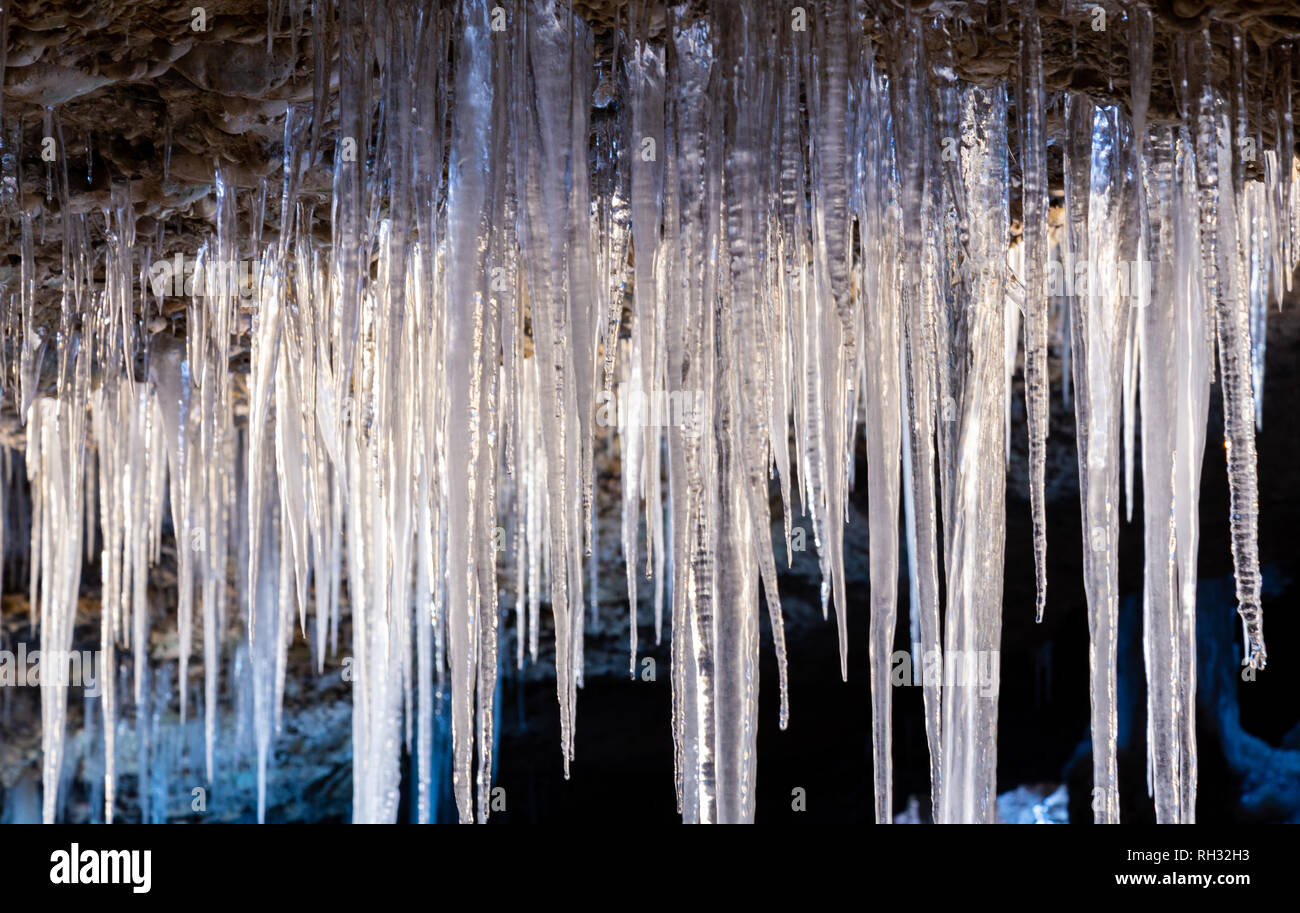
[3,0,1294,824]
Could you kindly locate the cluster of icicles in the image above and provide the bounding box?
[6,0,1296,824]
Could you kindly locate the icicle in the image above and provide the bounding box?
[251,465,283,824]
[937,84,1009,825]
[1218,32,1266,669]
[1065,97,1132,823]
[624,36,665,679]
[1130,7,1192,824]
[1170,128,1210,822]
[809,0,855,678]
[1018,0,1050,622]
[715,1,785,822]
[663,10,717,823]
[441,0,495,822]
[861,25,903,824]
[246,244,282,642]
[1140,124,1205,824]
[152,338,195,723]
[31,394,89,823]
[886,12,947,815]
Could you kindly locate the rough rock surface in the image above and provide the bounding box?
[1,1,1297,336]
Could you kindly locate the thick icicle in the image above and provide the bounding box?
[887,13,943,815]
[861,35,903,824]
[442,0,495,822]
[1066,98,1131,823]
[937,85,1009,825]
